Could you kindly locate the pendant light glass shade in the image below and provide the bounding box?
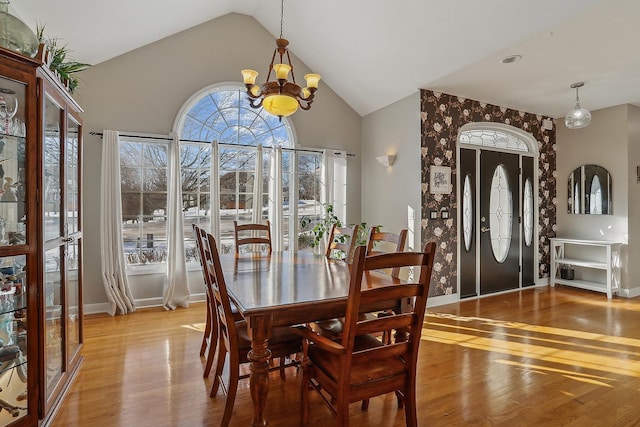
[565,82,591,129]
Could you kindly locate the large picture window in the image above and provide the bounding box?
[119,85,339,268]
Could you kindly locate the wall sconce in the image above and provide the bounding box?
[376,154,396,167]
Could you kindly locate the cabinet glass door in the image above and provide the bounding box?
[66,115,81,360]
[42,93,66,406]
[0,76,27,247]
[0,74,28,425]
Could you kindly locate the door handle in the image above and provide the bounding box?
[480,226,490,233]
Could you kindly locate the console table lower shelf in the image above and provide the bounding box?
[549,238,622,299]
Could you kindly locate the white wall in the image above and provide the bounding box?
[555,105,630,291]
[361,93,421,251]
[73,13,362,309]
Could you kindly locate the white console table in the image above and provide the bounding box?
[549,238,621,299]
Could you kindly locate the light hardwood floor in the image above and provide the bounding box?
[52,286,640,426]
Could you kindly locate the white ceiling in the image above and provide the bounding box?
[11,0,640,118]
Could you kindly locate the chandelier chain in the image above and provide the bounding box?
[279,0,284,39]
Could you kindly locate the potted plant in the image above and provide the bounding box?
[298,203,376,254]
[36,24,90,94]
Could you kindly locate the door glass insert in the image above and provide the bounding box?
[524,178,533,247]
[489,164,512,263]
[463,174,473,251]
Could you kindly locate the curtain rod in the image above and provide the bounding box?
[89,131,356,157]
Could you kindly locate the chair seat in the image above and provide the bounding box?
[308,334,406,386]
[237,322,302,352]
[313,313,379,340]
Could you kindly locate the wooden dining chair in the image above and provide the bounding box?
[204,232,302,426]
[316,227,408,342]
[233,220,272,254]
[365,227,409,348]
[325,223,359,261]
[313,223,360,339]
[192,224,218,377]
[292,242,436,427]
[366,227,408,279]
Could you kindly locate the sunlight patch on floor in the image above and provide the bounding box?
[182,323,206,332]
[422,313,640,379]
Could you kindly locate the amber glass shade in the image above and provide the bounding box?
[273,64,291,80]
[263,94,299,117]
[304,73,321,89]
[241,69,258,85]
[0,1,38,57]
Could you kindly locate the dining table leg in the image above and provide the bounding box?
[247,314,273,427]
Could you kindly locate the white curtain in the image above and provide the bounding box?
[322,150,348,222]
[252,144,264,224]
[209,141,221,242]
[268,146,283,251]
[163,135,189,310]
[100,130,136,316]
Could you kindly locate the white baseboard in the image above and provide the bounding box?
[83,293,207,315]
[427,293,459,308]
[621,287,640,298]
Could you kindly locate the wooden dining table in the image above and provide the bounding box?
[218,250,404,427]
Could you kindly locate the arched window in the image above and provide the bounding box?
[120,84,344,267]
[178,86,294,148]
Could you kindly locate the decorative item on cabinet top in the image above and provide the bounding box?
[35,24,91,94]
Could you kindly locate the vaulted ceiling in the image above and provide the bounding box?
[12,0,640,118]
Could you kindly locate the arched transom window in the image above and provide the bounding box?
[179,87,294,148]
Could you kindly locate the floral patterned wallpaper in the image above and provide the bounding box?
[420,90,557,296]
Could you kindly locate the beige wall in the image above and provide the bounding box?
[627,105,640,291]
[361,93,422,251]
[556,105,631,292]
[73,13,362,308]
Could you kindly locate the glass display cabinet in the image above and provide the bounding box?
[0,45,83,427]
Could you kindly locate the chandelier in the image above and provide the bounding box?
[241,0,320,119]
[565,82,591,129]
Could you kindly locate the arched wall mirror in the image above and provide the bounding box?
[567,164,612,214]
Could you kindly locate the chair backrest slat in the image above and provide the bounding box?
[356,313,413,336]
[234,220,272,254]
[353,341,410,359]
[358,283,420,303]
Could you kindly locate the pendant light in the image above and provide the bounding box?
[565,82,591,129]
[241,0,320,120]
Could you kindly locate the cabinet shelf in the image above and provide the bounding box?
[550,238,622,299]
[553,257,608,270]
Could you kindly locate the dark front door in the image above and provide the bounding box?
[479,151,520,295]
